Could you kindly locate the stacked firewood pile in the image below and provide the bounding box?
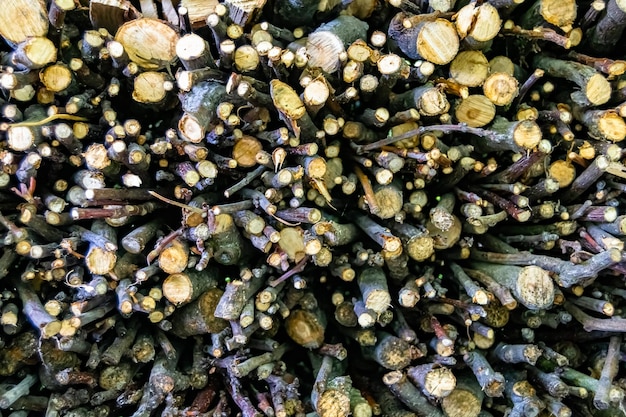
[1,0,626,415]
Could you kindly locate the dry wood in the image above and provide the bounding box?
[132,72,174,106]
[548,160,577,188]
[0,2,625,416]
[285,308,326,349]
[579,109,626,142]
[163,268,219,306]
[115,19,179,70]
[40,63,76,95]
[210,213,246,265]
[157,238,189,274]
[388,12,459,65]
[358,267,392,314]
[407,363,456,399]
[483,72,519,106]
[455,2,502,47]
[232,135,263,168]
[383,371,444,416]
[469,262,554,310]
[586,0,626,52]
[234,45,260,73]
[179,82,227,143]
[441,372,484,417]
[389,84,450,117]
[0,0,48,46]
[306,15,369,73]
[449,51,489,87]
[169,288,228,338]
[270,79,318,141]
[455,95,496,127]
[10,37,57,70]
[520,0,578,31]
[176,33,216,70]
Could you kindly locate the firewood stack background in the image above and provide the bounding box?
[1,0,626,415]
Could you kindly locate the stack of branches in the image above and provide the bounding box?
[0,0,624,416]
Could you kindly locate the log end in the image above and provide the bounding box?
[516,266,555,310]
[424,367,457,398]
[483,72,519,106]
[512,120,542,150]
[115,18,179,70]
[549,160,576,188]
[163,273,193,305]
[585,74,611,106]
[597,111,626,142]
[455,95,496,127]
[285,309,325,349]
[406,235,435,262]
[441,386,482,417]
[417,19,459,65]
[317,389,351,417]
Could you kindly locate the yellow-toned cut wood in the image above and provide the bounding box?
[347,39,373,62]
[373,185,403,220]
[344,0,378,19]
[596,111,626,142]
[389,122,420,148]
[12,37,57,69]
[158,239,189,274]
[232,135,263,167]
[483,72,519,106]
[449,51,489,87]
[455,95,496,127]
[441,383,483,417]
[234,45,260,72]
[39,64,73,93]
[549,160,576,188]
[270,79,307,120]
[585,74,612,106]
[455,2,501,42]
[278,227,306,261]
[511,120,542,150]
[85,248,117,275]
[0,0,48,45]
[417,19,459,65]
[285,309,325,349]
[473,332,495,349]
[132,72,170,104]
[115,18,179,70]
[540,0,577,29]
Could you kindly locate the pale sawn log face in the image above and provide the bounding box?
[0,1,626,417]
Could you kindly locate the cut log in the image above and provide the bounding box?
[0,0,48,46]
[388,12,459,65]
[114,18,180,70]
[306,15,369,73]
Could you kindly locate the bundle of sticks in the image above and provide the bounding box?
[0,0,625,416]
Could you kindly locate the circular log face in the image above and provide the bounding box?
[0,0,48,45]
[416,19,459,65]
[115,18,179,70]
[516,266,555,310]
[455,95,496,127]
[4,1,626,415]
[585,74,611,106]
